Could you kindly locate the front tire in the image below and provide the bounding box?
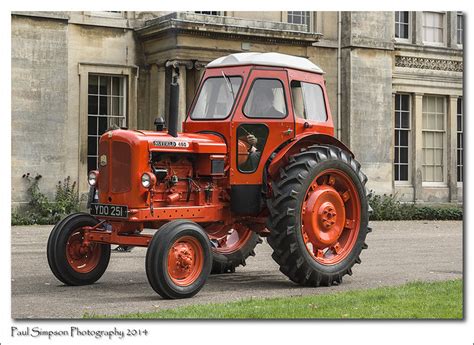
[47,213,111,286]
[267,145,370,286]
[145,220,212,299]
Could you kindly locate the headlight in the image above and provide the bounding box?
[141,172,156,188]
[88,170,99,186]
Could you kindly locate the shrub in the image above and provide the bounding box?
[12,174,80,225]
[368,191,462,221]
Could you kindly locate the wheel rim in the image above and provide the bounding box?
[167,236,204,286]
[206,223,253,254]
[301,169,361,265]
[66,229,102,273]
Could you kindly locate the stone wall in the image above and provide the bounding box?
[12,15,69,205]
[341,12,395,195]
[66,23,138,196]
[11,13,139,208]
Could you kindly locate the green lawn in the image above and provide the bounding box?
[87,279,462,319]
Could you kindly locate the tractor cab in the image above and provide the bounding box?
[184,52,335,214]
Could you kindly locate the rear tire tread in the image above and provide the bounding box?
[267,145,371,286]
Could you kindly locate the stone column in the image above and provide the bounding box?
[148,64,167,130]
[447,95,458,202]
[413,93,424,202]
[149,64,159,125]
[194,61,207,89]
[447,12,457,48]
[315,11,323,34]
[157,65,166,119]
[177,64,187,131]
[414,12,424,45]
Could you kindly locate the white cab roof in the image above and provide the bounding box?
[207,52,324,74]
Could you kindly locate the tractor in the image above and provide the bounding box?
[47,52,370,299]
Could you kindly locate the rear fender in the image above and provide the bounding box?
[266,133,354,179]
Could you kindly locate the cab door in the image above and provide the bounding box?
[229,68,295,215]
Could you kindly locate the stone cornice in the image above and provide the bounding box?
[137,12,322,47]
[165,60,194,69]
[395,42,463,56]
[11,11,69,21]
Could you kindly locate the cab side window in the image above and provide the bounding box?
[291,81,305,119]
[243,79,287,119]
[236,124,269,173]
[291,81,328,122]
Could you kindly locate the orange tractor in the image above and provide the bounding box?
[47,52,370,299]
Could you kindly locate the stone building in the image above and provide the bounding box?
[11,11,463,208]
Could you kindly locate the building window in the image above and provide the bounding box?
[194,11,219,15]
[395,11,410,40]
[457,13,464,45]
[423,12,445,44]
[422,96,446,183]
[457,97,463,183]
[288,11,311,30]
[394,94,411,182]
[87,74,127,172]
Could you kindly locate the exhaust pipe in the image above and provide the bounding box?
[168,70,179,138]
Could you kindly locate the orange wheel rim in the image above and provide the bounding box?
[66,229,102,273]
[206,223,252,254]
[167,236,204,286]
[301,169,361,265]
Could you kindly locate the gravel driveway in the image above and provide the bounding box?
[11,220,463,319]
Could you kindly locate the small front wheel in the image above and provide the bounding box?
[145,220,212,299]
[47,213,111,285]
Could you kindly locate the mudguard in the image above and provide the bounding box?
[266,133,354,178]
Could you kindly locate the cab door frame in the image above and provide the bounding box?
[230,67,295,186]
[229,67,295,215]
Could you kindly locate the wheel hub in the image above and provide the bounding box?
[167,236,203,286]
[318,202,338,229]
[66,230,101,273]
[303,185,346,249]
[173,244,194,271]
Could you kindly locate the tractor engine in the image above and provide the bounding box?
[89,128,230,228]
[148,151,227,207]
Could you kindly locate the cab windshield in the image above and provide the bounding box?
[190,76,242,120]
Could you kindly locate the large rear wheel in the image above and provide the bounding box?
[267,145,370,286]
[206,223,262,274]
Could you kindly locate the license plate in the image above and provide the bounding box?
[90,203,128,218]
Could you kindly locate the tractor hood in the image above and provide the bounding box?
[102,129,227,154]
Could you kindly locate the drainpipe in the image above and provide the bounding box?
[337,11,342,140]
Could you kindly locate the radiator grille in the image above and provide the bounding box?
[111,141,131,193]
